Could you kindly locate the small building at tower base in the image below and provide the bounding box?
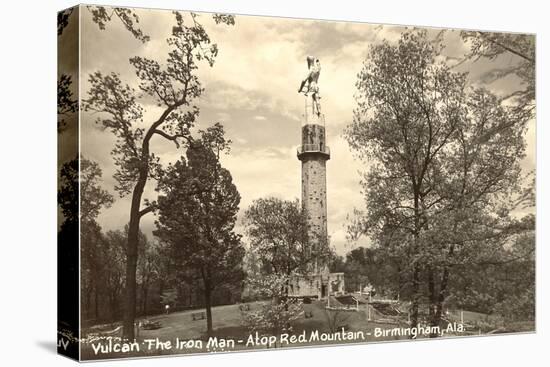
[288,271,345,299]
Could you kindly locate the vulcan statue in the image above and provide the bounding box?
[298,56,322,116]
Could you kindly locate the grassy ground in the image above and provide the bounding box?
[80,300,534,360]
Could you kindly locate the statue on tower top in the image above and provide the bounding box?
[298,56,322,117]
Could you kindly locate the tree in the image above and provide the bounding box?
[58,8,75,36]
[58,5,149,134]
[58,158,79,224]
[242,273,303,346]
[491,232,535,323]
[137,239,162,315]
[102,229,129,320]
[59,157,114,322]
[448,216,535,323]
[57,74,78,133]
[243,197,329,278]
[323,307,352,333]
[155,124,245,336]
[340,248,370,294]
[342,246,402,297]
[58,5,149,42]
[243,197,333,336]
[327,251,346,273]
[79,159,115,222]
[460,31,535,121]
[84,12,235,339]
[345,30,533,333]
[79,159,114,320]
[87,6,150,43]
[81,220,103,321]
[58,158,80,335]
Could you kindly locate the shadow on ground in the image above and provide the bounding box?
[36,340,57,355]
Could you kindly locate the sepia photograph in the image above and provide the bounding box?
[57,4,535,361]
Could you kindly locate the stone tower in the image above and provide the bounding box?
[290,56,344,300]
[297,97,330,274]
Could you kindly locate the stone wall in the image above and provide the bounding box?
[288,272,346,299]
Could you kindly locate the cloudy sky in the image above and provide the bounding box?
[74,6,535,255]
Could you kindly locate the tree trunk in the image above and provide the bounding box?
[410,265,420,335]
[109,293,118,321]
[204,282,213,336]
[139,281,146,315]
[143,286,149,315]
[284,271,291,331]
[410,193,421,336]
[84,287,91,319]
[94,283,99,320]
[434,266,450,329]
[397,262,402,299]
[432,244,454,334]
[428,267,439,337]
[122,170,147,340]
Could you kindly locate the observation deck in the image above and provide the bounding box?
[297,143,331,160]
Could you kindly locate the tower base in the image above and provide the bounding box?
[287,271,345,299]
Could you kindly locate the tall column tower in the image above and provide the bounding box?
[297,97,330,274]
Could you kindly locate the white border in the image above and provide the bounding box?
[0,1,547,366]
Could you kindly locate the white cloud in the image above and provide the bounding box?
[216,111,232,122]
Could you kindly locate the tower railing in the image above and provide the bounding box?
[297,144,330,156]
